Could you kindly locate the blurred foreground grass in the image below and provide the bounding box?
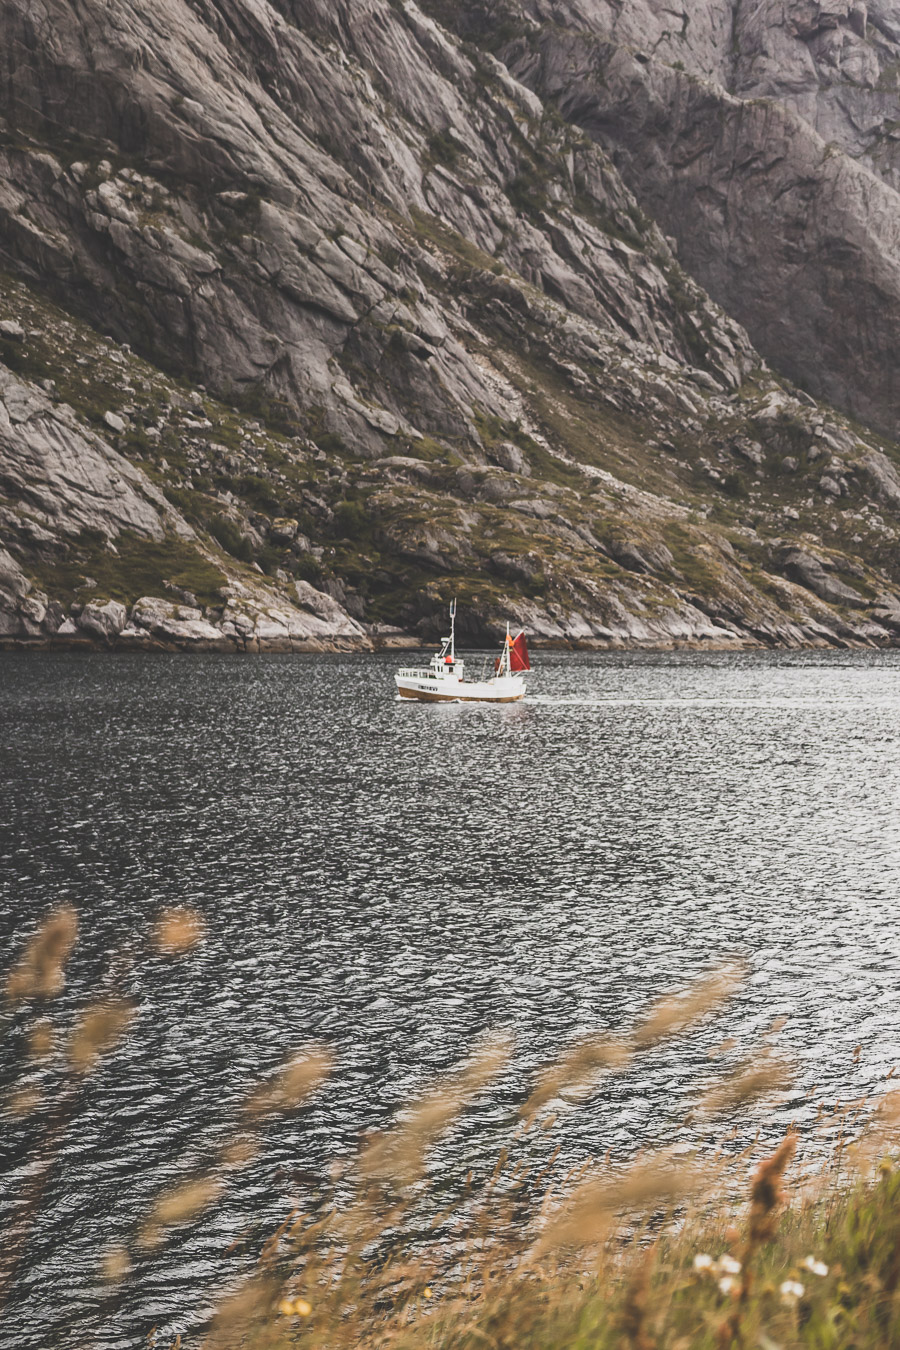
[225,1125,900,1350]
[5,908,900,1349]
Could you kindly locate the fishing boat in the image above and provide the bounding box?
[394,601,531,703]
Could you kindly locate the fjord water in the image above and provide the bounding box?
[2,649,900,1347]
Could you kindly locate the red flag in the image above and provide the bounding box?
[509,632,530,672]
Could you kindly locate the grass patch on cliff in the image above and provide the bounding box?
[572,193,648,250]
[662,260,717,371]
[662,522,729,596]
[27,532,227,609]
[223,381,304,439]
[408,206,501,274]
[473,409,586,491]
[490,347,681,497]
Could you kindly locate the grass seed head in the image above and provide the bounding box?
[522,1036,630,1118]
[204,1274,281,1350]
[8,1083,42,1116]
[69,998,136,1075]
[748,1133,798,1248]
[154,907,206,955]
[101,1245,132,1284]
[361,1035,511,1186]
[633,965,743,1048]
[139,1177,222,1249]
[222,1134,259,1168]
[5,906,77,1005]
[244,1048,333,1118]
[536,1154,701,1254]
[697,1055,793,1117]
[28,1018,55,1060]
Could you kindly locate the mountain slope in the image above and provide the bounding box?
[433,0,900,440]
[2,0,900,649]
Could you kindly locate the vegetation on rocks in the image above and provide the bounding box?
[6,248,900,651]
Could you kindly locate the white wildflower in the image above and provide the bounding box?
[693,1253,714,1272]
[718,1275,736,1295]
[780,1279,805,1303]
[802,1256,828,1277]
[718,1254,742,1274]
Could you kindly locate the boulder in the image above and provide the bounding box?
[489,441,529,475]
[293,580,366,636]
[270,517,299,543]
[77,599,127,641]
[489,550,544,584]
[860,451,900,509]
[872,607,900,633]
[606,538,674,575]
[130,596,227,645]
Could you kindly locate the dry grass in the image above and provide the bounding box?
[69,997,136,1074]
[4,912,900,1350]
[4,904,77,1004]
[155,907,207,955]
[140,1179,224,1252]
[244,1051,334,1120]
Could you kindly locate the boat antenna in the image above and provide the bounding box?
[449,597,456,661]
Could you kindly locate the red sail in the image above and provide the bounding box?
[509,632,531,671]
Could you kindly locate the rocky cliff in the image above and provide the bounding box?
[3,0,900,650]
[442,0,900,439]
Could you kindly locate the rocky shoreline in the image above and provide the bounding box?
[2,601,897,655]
[4,636,896,653]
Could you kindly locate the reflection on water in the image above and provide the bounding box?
[2,649,900,1348]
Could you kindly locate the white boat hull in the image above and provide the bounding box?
[394,672,526,703]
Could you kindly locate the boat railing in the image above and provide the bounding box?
[397,666,435,679]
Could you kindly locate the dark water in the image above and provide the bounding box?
[2,649,900,1347]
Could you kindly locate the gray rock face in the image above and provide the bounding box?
[0,367,183,542]
[502,19,900,437]
[779,548,866,607]
[508,1,900,190]
[292,581,366,637]
[120,585,368,650]
[860,449,900,507]
[129,597,227,647]
[731,1,900,194]
[77,599,128,641]
[0,0,756,459]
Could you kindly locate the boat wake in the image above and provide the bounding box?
[529,695,898,709]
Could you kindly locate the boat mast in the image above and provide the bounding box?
[449,597,456,662]
[504,620,510,677]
